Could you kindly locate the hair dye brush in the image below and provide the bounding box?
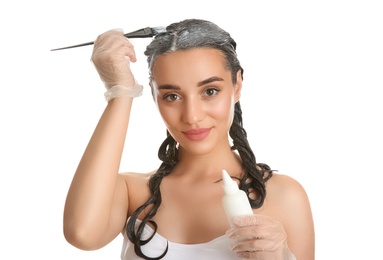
[51,26,166,51]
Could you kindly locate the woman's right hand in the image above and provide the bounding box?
[91,29,137,90]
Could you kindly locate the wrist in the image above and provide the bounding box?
[104,82,143,102]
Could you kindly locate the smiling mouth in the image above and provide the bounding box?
[182,128,211,141]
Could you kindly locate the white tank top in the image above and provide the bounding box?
[121,219,238,259]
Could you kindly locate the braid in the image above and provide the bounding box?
[128,17,273,259]
[126,131,178,260]
[229,102,273,208]
[126,104,272,259]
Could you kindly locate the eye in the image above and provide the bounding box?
[163,93,180,101]
[204,88,219,97]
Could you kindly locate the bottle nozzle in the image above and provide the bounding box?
[221,169,253,224]
[222,169,239,194]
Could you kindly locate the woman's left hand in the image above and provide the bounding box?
[226,214,296,260]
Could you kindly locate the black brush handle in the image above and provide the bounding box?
[51,27,156,51]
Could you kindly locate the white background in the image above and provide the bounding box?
[0,0,382,259]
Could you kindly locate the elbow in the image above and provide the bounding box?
[63,224,103,251]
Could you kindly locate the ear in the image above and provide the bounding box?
[234,70,243,103]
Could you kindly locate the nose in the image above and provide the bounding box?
[182,97,204,124]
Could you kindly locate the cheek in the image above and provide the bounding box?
[213,95,235,125]
[156,104,175,128]
[157,106,168,121]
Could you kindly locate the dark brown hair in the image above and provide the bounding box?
[126,18,273,259]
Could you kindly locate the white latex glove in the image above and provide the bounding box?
[91,29,142,100]
[226,215,296,260]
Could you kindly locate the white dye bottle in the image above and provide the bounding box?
[222,169,253,227]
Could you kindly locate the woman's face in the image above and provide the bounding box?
[151,48,242,155]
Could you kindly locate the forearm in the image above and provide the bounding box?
[64,97,132,244]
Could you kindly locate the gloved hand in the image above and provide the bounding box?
[226,214,296,260]
[91,29,143,101]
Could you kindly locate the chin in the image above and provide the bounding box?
[178,139,222,157]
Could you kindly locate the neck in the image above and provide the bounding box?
[173,145,243,181]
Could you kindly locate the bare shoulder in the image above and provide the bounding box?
[119,170,156,215]
[263,172,314,230]
[265,172,310,207]
[119,170,155,195]
[120,170,154,183]
[264,172,315,257]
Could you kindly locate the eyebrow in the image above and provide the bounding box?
[157,76,224,90]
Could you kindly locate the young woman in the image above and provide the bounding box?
[63,19,315,259]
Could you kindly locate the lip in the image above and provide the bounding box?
[182,128,211,141]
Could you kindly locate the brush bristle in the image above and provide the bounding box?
[152,26,166,34]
